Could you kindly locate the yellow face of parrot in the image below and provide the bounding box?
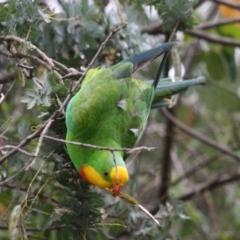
[80,165,129,196]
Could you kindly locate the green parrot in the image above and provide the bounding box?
[66,42,205,196]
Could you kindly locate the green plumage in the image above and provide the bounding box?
[66,66,152,180]
[65,42,205,193]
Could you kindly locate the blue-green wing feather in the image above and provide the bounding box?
[110,42,173,79]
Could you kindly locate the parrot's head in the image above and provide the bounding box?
[80,152,129,196]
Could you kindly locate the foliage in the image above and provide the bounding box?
[0,0,46,37]
[150,0,197,30]
[52,169,104,239]
[1,0,240,240]
[127,0,197,30]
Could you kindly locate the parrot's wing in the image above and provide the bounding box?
[110,42,173,79]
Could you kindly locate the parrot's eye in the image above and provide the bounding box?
[104,170,109,177]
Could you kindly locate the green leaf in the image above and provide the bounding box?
[38,111,49,118]
[25,89,37,98]
[27,98,36,109]
[20,96,32,103]
[42,96,51,106]
[38,8,51,24]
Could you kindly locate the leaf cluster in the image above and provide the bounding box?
[126,0,197,31]
[0,0,45,37]
[154,0,197,31]
[20,77,52,109]
[52,169,104,238]
[35,0,105,65]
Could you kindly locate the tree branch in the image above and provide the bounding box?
[44,135,156,154]
[161,108,240,162]
[196,17,240,29]
[0,145,35,157]
[141,22,163,35]
[140,19,240,48]
[158,32,174,204]
[0,50,62,81]
[186,29,240,47]
[171,140,240,186]
[158,108,175,204]
[0,35,55,70]
[178,169,240,201]
[25,120,53,171]
[214,0,240,10]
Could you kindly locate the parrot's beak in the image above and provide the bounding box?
[111,184,121,196]
[110,166,129,196]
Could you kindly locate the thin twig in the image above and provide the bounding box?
[44,135,156,153]
[16,63,35,70]
[8,51,53,71]
[26,177,50,215]
[196,17,240,29]
[0,42,63,82]
[62,70,83,80]
[26,151,54,196]
[0,35,55,70]
[0,145,35,157]
[52,59,71,73]
[0,117,12,132]
[22,150,56,216]
[0,165,27,185]
[82,22,128,71]
[25,120,53,171]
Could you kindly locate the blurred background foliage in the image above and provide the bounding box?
[1,0,240,239]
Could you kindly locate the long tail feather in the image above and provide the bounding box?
[110,42,173,79]
[126,42,173,72]
[152,76,206,108]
